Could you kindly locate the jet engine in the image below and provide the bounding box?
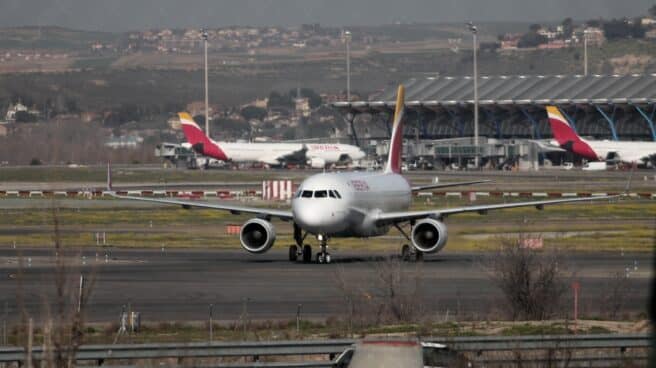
[239,218,276,254]
[308,157,326,169]
[411,219,448,253]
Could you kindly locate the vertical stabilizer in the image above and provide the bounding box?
[546,106,581,145]
[384,85,405,174]
[178,112,228,161]
[546,106,599,161]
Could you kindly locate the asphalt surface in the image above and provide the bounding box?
[0,247,652,323]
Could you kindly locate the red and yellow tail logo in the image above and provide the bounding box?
[546,106,580,145]
[385,85,405,174]
[178,112,228,161]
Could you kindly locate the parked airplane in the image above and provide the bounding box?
[547,106,656,165]
[179,113,365,168]
[108,86,617,264]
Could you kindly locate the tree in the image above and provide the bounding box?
[65,98,79,114]
[518,33,548,48]
[561,18,574,38]
[14,110,38,123]
[240,106,267,122]
[529,23,542,33]
[603,19,645,40]
[487,234,568,320]
[649,4,656,17]
[586,19,602,28]
[267,91,292,109]
[289,88,323,109]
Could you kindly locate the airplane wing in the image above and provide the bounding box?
[374,195,618,226]
[105,163,292,220]
[268,145,308,165]
[109,193,294,221]
[411,180,491,192]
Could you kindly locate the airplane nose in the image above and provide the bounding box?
[294,202,347,233]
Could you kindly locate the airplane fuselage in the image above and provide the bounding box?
[291,172,412,237]
[216,141,365,166]
[578,138,656,163]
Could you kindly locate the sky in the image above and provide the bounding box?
[0,0,653,31]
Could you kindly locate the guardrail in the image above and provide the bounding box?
[0,333,649,367]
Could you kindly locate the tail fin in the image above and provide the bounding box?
[384,85,405,174]
[546,106,581,146]
[178,112,227,161]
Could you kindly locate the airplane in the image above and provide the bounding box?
[107,86,619,264]
[179,112,366,168]
[547,106,656,166]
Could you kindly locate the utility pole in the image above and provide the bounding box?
[344,30,352,102]
[467,22,479,168]
[202,29,210,137]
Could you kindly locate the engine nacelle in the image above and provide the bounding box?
[308,157,326,169]
[411,219,448,254]
[239,218,276,254]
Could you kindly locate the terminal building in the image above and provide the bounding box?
[332,74,656,169]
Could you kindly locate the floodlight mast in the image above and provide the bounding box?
[467,22,479,168]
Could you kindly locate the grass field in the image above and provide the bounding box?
[0,197,653,252]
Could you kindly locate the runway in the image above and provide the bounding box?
[0,247,652,323]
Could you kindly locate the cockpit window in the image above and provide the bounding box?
[334,190,342,199]
[314,190,328,198]
[329,190,337,198]
[301,190,313,198]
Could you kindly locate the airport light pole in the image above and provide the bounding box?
[202,29,210,137]
[583,29,589,76]
[467,22,479,168]
[344,30,352,102]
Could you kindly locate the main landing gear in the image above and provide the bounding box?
[396,223,423,262]
[288,224,331,264]
[401,244,424,262]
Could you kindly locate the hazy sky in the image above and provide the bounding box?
[0,0,653,31]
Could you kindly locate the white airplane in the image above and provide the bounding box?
[547,106,656,165]
[109,86,618,264]
[179,112,365,168]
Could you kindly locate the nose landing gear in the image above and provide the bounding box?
[289,224,328,264]
[316,234,331,264]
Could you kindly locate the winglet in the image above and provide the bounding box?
[384,85,405,174]
[106,162,113,191]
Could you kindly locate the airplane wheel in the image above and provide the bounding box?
[401,244,411,262]
[288,245,298,262]
[302,244,312,263]
[415,251,424,262]
[316,253,323,264]
[325,254,331,264]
